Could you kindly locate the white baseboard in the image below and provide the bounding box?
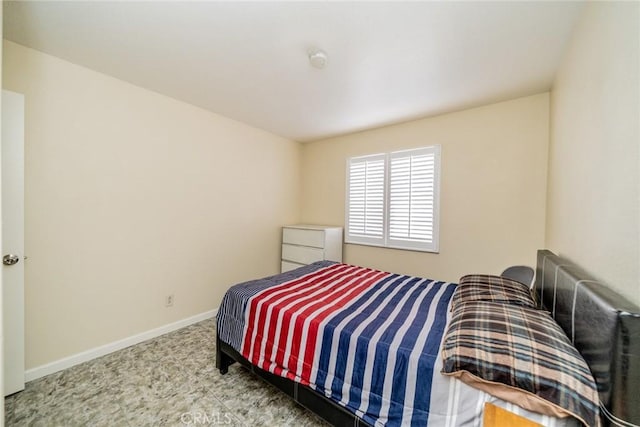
[25,308,218,382]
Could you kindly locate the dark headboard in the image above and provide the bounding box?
[534,250,640,427]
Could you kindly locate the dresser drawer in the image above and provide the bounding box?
[282,244,324,265]
[281,260,305,273]
[283,227,325,248]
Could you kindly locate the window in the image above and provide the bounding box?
[346,146,441,252]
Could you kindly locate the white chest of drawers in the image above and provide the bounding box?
[281,225,343,273]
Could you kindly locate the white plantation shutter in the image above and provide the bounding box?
[346,146,441,252]
[388,147,440,251]
[346,154,386,245]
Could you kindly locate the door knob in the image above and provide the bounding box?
[3,254,20,266]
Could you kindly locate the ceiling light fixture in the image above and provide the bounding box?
[308,48,328,69]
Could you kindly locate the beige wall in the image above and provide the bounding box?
[301,93,549,283]
[547,2,640,305]
[2,40,301,369]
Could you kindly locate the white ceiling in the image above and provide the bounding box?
[3,1,584,142]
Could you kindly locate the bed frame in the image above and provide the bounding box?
[216,339,370,427]
[216,250,640,427]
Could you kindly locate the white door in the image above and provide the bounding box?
[2,90,25,395]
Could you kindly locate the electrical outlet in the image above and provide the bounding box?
[165,294,174,307]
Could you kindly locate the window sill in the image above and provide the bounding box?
[344,240,439,254]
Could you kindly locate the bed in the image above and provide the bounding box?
[215,250,640,426]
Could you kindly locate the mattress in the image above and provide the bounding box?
[217,261,580,427]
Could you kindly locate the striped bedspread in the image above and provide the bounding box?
[217,262,581,427]
[221,261,455,425]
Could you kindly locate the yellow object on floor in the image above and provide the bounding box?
[483,402,543,427]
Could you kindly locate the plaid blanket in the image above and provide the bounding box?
[441,301,600,427]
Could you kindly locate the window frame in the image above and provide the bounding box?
[345,145,441,253]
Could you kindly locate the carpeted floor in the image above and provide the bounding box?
[5,318,328,426]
